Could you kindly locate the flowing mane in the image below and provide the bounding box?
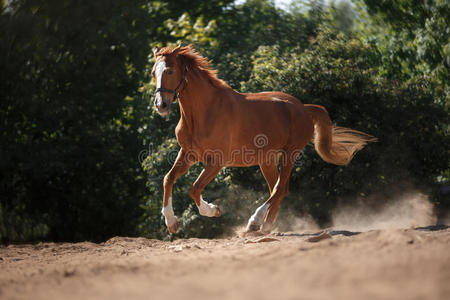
[156,45,230,90]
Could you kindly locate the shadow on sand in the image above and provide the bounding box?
[276,224,449,238]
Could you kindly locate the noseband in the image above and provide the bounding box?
[155,64,188,102]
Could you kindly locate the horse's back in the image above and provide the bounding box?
[238,91,312,129]
[177,89,314,166]
[229,91,314,151]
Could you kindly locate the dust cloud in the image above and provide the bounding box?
[331,192,437,231]
[218,185,440,235]
[275,212,320,232]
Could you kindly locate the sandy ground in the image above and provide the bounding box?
[1,226,449,300]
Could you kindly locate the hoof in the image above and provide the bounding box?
[198,197,221,217]
[167,217,179,234]
[245,223,261,232]
[241,230,265,237]
[260,222,273,234]
[214,206,221,217]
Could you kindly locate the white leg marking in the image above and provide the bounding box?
[161,197,177,228]
[246,203,269,230]
[197,195,219,217]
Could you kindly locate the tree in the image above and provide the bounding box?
[0,0,151,242]
[362,0,449,105]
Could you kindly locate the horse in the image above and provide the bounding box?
[151,45,376,234]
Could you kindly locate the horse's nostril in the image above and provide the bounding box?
[161,101,167,109]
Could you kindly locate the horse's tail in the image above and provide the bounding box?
[304,104,377,166]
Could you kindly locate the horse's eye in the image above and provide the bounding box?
[167,70,173,75]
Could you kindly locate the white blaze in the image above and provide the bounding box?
[155,59,166,90]
[155,60,166,107]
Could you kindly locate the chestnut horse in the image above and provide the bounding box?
[151,45,376,234]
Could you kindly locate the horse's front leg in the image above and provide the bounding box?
[190,163,223,217]
[162,149,193,233]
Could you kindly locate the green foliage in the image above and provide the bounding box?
[361,0,449,105]
[0,0,151,242]
[329,1,356,34]
[213,0,324,88]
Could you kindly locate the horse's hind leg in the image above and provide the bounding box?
[246,162,279,232]
[261,150,299,233]
[190,163,222,217]
[260,161,279,194]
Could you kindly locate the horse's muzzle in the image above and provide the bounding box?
[155,95,171,116]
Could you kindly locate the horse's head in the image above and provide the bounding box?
[151,46,188,116]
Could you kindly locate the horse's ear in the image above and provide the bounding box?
[173,44,191,56]
[153,46,160,56]
[172,45,182,55]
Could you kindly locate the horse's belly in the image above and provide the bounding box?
[193,144,281,167]
[223,148,283,167]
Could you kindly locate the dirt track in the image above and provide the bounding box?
[1,226,449,300]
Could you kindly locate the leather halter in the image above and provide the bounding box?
[155,64,188,102]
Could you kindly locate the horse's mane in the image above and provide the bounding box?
[156,45,230,90]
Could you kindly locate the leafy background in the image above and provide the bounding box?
[1,0,448,242]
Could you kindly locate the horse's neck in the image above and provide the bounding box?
[178,75,220,129]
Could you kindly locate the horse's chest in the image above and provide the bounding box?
[175,119,226,161]
[175,122,192,149]
[175,121,203,150]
